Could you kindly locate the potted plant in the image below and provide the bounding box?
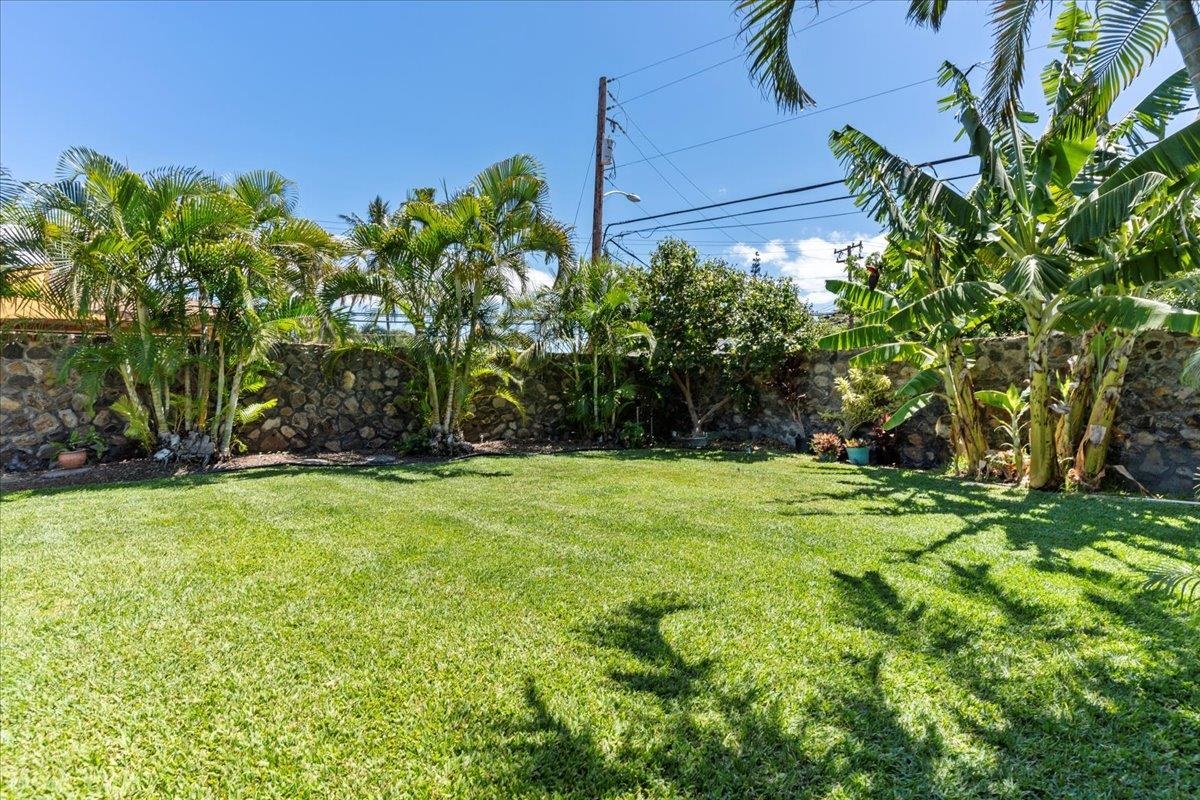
[829,366,895,467]
[50,427,107,469]
[844,437,871,465]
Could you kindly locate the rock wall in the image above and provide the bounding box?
[239,345,571,453]
[712,332,1199,494]
[3,332,1197,493]
[0,335,571,466]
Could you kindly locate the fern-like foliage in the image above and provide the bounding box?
[1144,563,1200,605]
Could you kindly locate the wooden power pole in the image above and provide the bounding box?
[590,75,608,263]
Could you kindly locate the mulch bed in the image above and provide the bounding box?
[0,441,622,493]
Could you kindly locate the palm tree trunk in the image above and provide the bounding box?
[196,293,213,431]
[1072,332,1135,489]
[1163,0,1200,101]
[182,367,192,429]
[117,362,150,435]
[211,336,226,440]
[426,361,441,427]
[592,349,600,432]
[219,360,246,458]
[134,299,171,441]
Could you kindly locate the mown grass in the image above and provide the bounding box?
[2,451,1198,798]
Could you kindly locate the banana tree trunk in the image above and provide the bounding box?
[1055,327,1100,466]
[950,347,988,472]
[943,344,989,475]
[1163,0,1200,101]
[1072,333,1135,489]
[1027,334,1058,490]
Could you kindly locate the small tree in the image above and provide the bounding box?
[832,366,894,441]
[642,239,817,436]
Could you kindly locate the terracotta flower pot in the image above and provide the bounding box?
[56,449,89,469]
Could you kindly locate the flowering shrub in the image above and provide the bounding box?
[810,432,843,462]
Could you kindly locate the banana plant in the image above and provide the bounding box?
[824,7,1199,489]
[976,384,1030,478]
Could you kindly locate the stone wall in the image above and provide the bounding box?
[3,331,1197,493]
[0,335,570,466]
[239,345,571,454]
[712,332,1199,494]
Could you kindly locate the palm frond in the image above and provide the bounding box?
[906,0,949,29]
[735,0,816,112]
[983,0,1046,123]
[1092,0,1170,112]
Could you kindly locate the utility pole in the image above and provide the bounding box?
[833,240,863,269]
[833,241,863,326]
[590,75,608,263]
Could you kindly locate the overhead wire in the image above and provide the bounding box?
[611,170,977,237]
[613,2,872,105]
[608,93,774,242]
[605,109,747,247]
[606,153,974,230]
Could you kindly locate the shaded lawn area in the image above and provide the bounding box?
[2,452,1198,798]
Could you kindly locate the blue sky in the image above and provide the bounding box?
[0,0,1187,307]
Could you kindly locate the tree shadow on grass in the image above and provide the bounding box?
[483,551,1199,798]
[831,562,1199,795]
[770,467,1197,569]
[482,593,945,799]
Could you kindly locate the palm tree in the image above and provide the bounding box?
[735,0,1200,119]
[0,168,49,303]
[324,156,574,449]
[22,149,336,456]
[535,258,654,436]
[30,148,223,442]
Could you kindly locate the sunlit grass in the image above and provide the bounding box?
[3,452,1197,798]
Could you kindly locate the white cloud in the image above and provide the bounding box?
[726,233,887,309]
[506,266,555,296]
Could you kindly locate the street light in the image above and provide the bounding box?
[603,189,641,203]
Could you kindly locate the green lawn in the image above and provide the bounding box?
[2,452,1198,798]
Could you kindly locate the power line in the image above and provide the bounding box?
[611,170,977,236]
[609,238,650,268]
[572,138,596,235]
[612,33,737,82]
[609,95,773,242]
[609,112,746,247]
[619,73,944,168]
[615,2,871,105]
[619,209,867,235]
[606,153,974,230]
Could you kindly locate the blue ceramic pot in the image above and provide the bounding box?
[846,446,870,466]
